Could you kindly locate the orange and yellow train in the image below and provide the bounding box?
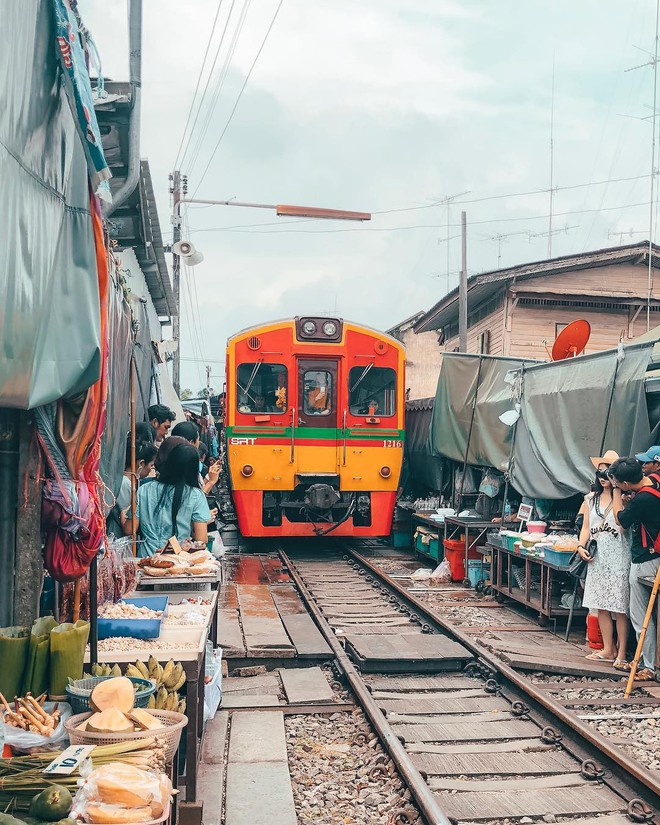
[224,316,405,537]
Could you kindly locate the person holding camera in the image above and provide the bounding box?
[610,457,660,680]
[577,451,631,666]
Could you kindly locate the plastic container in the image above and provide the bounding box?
[541,547,573,567]
[467,560,489,588]
[97,596,169,640]
[587,612,604,650]
[65,709,187,762]
[527,521,547,534]
[443,539,480,581]
[66,676,156,715]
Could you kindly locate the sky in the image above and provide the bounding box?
[80,0,660,392]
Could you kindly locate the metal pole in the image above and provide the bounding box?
[459,211,468,352]
[130,354,137,557]
[89,553,98,666]
[172,171,182,394]
[648,0,660,331]
[457,355,484,514]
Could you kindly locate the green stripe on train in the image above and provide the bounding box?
[226,426,404,441]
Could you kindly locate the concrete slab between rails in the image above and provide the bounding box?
[279,666,335,704]
[228,711,288,763]
[225,761,297,825]
[221,693,280,709]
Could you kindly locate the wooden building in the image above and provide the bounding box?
[413,242,660,359]
[387,312,442,400]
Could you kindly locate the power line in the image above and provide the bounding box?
[191,0,285,198]
[173,0,225,171]
[186,0,251,176]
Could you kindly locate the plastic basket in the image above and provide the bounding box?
[65,709,187,762]
[66,676,156,715]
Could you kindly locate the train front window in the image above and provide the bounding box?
[237,363,287,414]
[303,370,333,416]
[349,366,396,416]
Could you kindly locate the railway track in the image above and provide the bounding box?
[279,545,660,825]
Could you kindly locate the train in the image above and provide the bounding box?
[224,316,405,537]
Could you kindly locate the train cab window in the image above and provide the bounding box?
[237,363,287,414]
[349,366,396,416]
[303,370,333,416]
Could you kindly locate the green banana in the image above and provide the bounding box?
[110,664,122,677]
[125,664,143,680]
[155,686,168,709]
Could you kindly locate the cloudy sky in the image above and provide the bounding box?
[81,0,660,392]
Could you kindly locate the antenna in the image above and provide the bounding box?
[432,191,470,279]
[625,0,660,331]
[528,223,579,245]
[608,228,647,245]
[479,230,528,267]
[548,53,556,258]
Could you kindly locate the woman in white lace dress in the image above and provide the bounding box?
[578,451,631,668]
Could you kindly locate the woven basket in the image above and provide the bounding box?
[66,677,156,715]
[65,709,187,762]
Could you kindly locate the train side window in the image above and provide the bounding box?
[237,363,287,414]
[348,366,396,416]
[303,370,333,416]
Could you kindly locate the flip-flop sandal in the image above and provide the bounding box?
[586,651,615,661]
[613,659,629,671]
[634,668,655,681]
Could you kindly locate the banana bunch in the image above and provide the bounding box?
[125,656,186,714]
[85,663,122,678]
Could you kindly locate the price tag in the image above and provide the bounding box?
[517,503,533,522]
[44,744,95,775]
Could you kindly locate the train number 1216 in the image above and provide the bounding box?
[382,440,403,448]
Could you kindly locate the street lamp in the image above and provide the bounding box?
[169,171,371,393]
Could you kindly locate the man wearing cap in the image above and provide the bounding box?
[610,457,660,680]
[635,446,660,478]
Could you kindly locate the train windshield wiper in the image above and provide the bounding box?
[349,363,373,394]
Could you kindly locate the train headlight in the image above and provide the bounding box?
[241,464,254,477]
[322,321,338,336]
[379,466,392,478]
[302,320,317,335]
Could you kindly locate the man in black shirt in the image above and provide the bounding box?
[611,458,660,678]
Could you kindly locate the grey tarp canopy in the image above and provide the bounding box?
[430,344,653,500]
[405,398,447,492]
[0,0,101,409]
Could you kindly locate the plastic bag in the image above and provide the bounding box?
[430,560,452,585]
[1,701,72,753]
[71,762,172,823]
[410,568,432,581]
[204,647,223,722]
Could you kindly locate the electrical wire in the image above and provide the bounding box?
[181,0,245,173]
[173,0,225,171]
[191,0,285,198]
[185,0,252,177]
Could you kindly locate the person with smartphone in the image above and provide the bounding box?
[577,451,631,666]
[610,457,660,680]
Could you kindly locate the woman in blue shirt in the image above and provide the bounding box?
[122,442,211,557]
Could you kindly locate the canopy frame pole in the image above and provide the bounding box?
[457,355,484,513]
[499,364,526,524]
[130,353,137,557]
[598,352,622,456]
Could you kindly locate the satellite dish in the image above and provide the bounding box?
[551,320,591,361]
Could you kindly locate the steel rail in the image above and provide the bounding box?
[348,546,660,804]
[279,549,453,825]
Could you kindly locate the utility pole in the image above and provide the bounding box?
[170,170,182,394]
[548,54,556,258]
[206,365,212,411]
[459,211,468,352]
